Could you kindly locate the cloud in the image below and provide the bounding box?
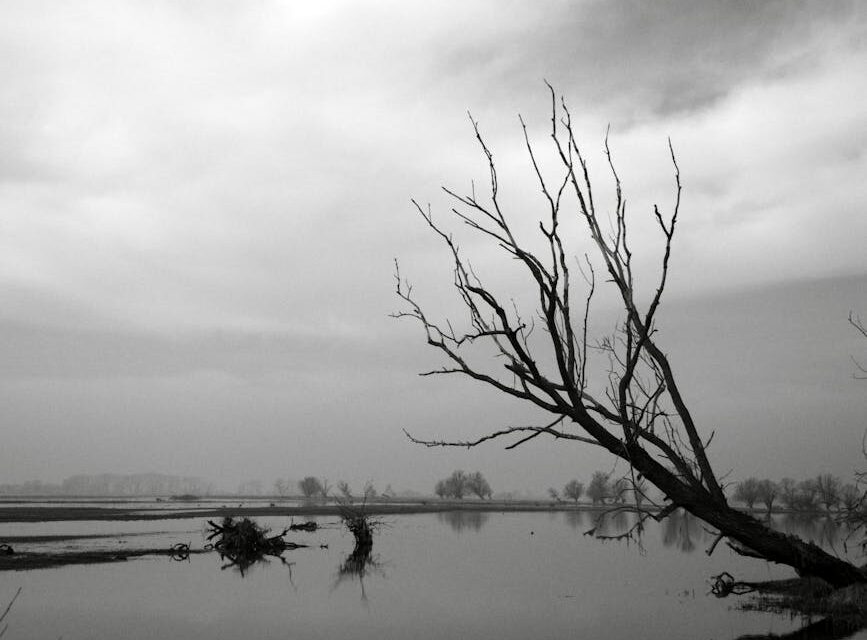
[0,1,865,488]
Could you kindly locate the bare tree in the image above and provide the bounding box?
[840,483,861,512]
[586,471,610,505]
[434,479,447,499]
[756,480,778,518]
[733,478,761,510]
[797,479,821,512]
[298,476,324,500]
[273,478,289,497]
[563,479,584,503]
[548,487,561,502]
[778,478,799,510]
[465,471,493,499]
[435,471,468,499]
[362,480,378,501]
[815,474,842,512]
[396,87,865,586]
[337,480,353,501]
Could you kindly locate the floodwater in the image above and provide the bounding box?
[2,507,866,640]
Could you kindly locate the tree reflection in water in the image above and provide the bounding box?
[437,510,490,533]
[332,541,385,604]
[563,509,586,530]
[778,514,842,551]
[661,508,711,553]
[731,615,863,640]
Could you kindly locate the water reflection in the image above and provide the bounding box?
[563,509,586,530]
[332,543,385,603]
[661,509,711,553]
[437,511,490,533]
[589,510,633,538]
[731,616,864,640]
[777,514,843,551]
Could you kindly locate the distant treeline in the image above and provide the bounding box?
[733,474,862,514]
[0,473,214,496]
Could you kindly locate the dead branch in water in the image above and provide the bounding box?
[205,517,308,575]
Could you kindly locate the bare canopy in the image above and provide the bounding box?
[396,86,865,587]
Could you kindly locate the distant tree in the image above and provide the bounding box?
[816,474,842,512]
[548,487,561,502]
[320,478,332,499]
[362,480,378,500]
[841,483,862,513]
[434,479,447,499]
[298,476,324,499]
[756,479,778,516]
[434,471,468,499]
[733,477,761,509]
[273,478,289,497]
[466,471,492,499]
[586,472,610,505]
[563,480,584,503]
[796,479,820,512]
[337,480,353,501]
[611,478,629,504]
[777,478,798,510]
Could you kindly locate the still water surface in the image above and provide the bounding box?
[3,509,867,639]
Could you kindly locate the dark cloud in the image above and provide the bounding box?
[438,0,865,122]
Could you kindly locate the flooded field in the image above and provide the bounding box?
[2,504,866,639]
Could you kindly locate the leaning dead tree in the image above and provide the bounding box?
[395,86,866,588]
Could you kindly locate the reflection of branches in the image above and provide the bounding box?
[438,511,490,533]
[563,510,586,530]
[205,517,307,576]
[778,513,841,550]
[731,617,864,640]
[332,542,386,604]
[0,587,21,638]
[661,508,707,553]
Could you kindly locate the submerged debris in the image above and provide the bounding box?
[205,517,307,574]
[713,571,867,631]
[169,542,191,562]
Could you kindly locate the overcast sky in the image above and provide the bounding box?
[1,1,865,494]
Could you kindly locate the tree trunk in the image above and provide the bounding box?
[632,447,865,588]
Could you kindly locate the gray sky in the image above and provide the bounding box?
[1,1,866,494]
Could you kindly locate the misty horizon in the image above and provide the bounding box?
[0,1,865,499]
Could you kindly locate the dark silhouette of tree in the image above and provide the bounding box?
[840,483,861,512]
[434,470,468,499]
[816,474,842,512]
[337,480,353,501]
[298,476,324,500]
[586,472,610,505]
[756,480,778,517]
[396,87,865,586]
[733,478,761,509]
[779,478,799,510]
[434,479,447,499]
[563,479,584,503]
[465,471,493,499]
[797,479,821,512]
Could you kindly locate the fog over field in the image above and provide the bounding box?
[0,1,865,494]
